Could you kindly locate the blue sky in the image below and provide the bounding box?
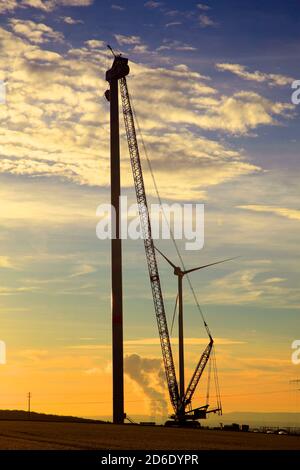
[0,0,299,419]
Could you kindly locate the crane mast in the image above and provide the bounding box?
[119,77,180,413]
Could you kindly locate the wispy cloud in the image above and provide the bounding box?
[124,338,245,346]
[199,13,217,27]
[0,0,18,13]
[114,34,150,55]
[132,44,149,53]
[238,205,300,221]
[0,0,94,13]
[9,19,64,43]
[61,16,84,25]
[0,23,293,201]
[157,39,197,51]
[85,39,105,48]
[114,34,141,45]
[0,256,18,269]
[144,1,163,8]
[60,0,94,5]
[21,0,56,11]
[69,264,97,278]
[197,3,211,10]
[216,63,294,87]
[68,338,245,349]
[200,268,300,308]
[111,4,125,10]
[165,21,181,28]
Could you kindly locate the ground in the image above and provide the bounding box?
[0,421,299,450]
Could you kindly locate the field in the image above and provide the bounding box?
[0,421,299,450]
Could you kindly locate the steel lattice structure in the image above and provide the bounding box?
[184,340,213,407]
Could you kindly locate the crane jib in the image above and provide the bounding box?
[183,340,213,407]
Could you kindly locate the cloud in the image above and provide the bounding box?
[144,1,163,8]
[157,39,197,51]
[0,24,293,202]
[111,4,124,10]
[216,63,294,87]
[0,286,41,295]
[263,277,286,284]
[60,0,93,5]
[199,14,217,27]
[197,3,210,10]
[124,338,245,346]
[18,348,49,361]
[114,34,150,55]
[0,0,18,13]
[200,268,300,308]
[165,22,181,28]
[69,264,97,278]
[20,0,56,11]
[114,34,141,45]
[238,205,300,221]
[9,19,64,44]
[132,44,149,54]
[62,16,83,24]
[0,256,17,269]
[84,367,102,375]
[0,0,94,13]
[197,91,293,134]
[0,179,99,226]
[85,39,105,49]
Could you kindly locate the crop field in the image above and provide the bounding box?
[0,421,299,450]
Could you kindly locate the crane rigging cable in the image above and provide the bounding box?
[129,90,211,339]
[212,345,222,412]
[206,354,212,405]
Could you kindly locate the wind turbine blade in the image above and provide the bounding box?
[170,293,178,336]
[183,257,239,275]
[155,246,177,269]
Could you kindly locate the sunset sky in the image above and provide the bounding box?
[0,0,299,421]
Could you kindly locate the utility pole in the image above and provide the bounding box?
[105,48,129,425]
[28,392,31,419]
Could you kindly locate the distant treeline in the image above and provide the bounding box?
[0,409,107,423]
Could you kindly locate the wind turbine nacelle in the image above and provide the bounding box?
[106,56,130,82]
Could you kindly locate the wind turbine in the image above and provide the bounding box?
[155,247,237,410]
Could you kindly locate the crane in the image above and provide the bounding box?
[106,50,223,426]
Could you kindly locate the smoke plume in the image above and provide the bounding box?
[124,354,168,418]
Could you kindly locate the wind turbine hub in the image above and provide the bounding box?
[174,267,183,277]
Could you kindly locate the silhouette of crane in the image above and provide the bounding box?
[105,47,237,426]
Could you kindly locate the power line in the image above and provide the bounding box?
[0,387,295,408]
